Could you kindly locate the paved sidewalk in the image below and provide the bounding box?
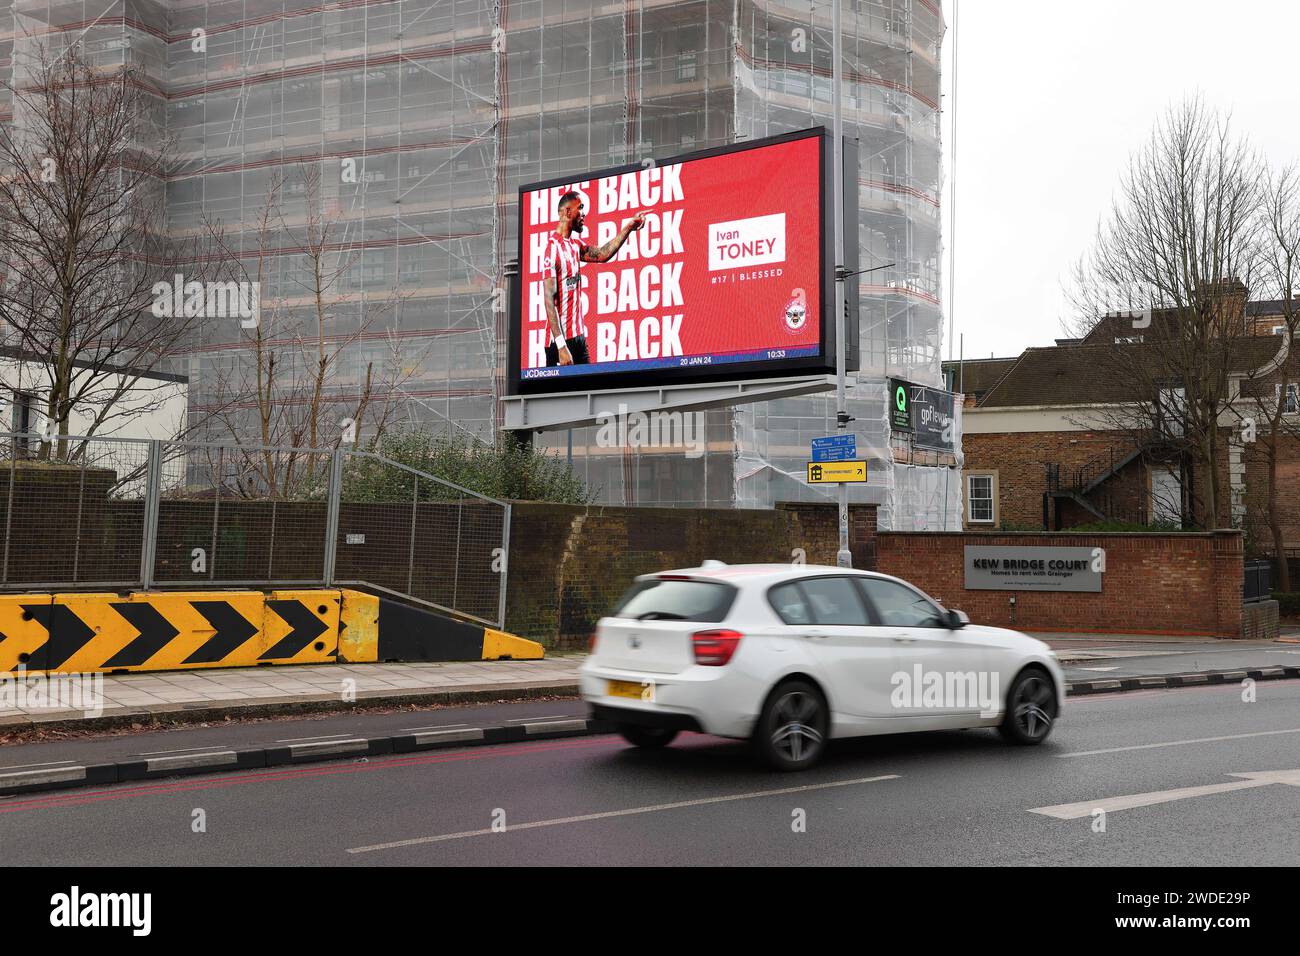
[3,633,1298,729]
[0,657,584,728]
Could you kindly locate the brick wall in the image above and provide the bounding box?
[1242,600,1280,640]
[504,502,877,648]
[963,430,1147,528]
[875,530,1245,637]
[1241,432,1300,549]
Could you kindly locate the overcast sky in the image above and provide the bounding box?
[939,0,1300,361]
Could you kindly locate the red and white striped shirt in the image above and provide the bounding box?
[542,234,589,341]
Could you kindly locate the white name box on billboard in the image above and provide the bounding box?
[964,546,1104,592]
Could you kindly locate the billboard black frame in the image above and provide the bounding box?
[507,126,837,397]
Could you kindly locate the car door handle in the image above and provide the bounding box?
[891,634,916,644]
[805,628,827,639]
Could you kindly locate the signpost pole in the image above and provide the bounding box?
[832,0,850,568]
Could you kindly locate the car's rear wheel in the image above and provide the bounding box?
[616,724,678,749]
[999,668,1057,745]
[754,679,828,771]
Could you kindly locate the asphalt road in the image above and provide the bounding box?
[0,697,592,771]
[1053,640,1300,679]
[1,680,1297,866]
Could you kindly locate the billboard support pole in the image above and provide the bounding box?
[832,0,851,569]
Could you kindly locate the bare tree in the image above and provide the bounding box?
[198,162,420,497]
[1233,165,1300,589]
[1067,98,1263,528]
[0,44,205,457]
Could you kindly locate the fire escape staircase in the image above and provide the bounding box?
[1045,445,1146,524]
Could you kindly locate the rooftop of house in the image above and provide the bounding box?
[975,335,1287,408]
[967,289,1296,409]
[941,356,1019,397]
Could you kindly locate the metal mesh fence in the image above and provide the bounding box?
[0,433,509,627]
[336,452,508,627]
[0,433,152,588]
[152,442,335,586]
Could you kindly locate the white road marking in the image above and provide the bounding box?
[346,774,901,854]
[0,759,76,771]
[1029,768,1300,819]
[505,715,573,722]
[1057,726,1300,758]
[275,733,356,743]
[134,745,233,757]
[1076,667,1121,672]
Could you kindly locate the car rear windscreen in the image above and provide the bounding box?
[610,579,737,623]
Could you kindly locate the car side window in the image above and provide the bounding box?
[857,578,947,628]
[768,582,811,625]
[797,576,871,626]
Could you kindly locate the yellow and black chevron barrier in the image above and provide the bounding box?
[0,589,541,675]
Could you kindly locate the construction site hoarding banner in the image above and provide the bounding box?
[889,378,912,432]
[912,385,956,452]
[510,127,835,395]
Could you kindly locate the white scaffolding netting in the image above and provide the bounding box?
[5,0,959,522]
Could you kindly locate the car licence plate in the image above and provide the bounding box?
[607,678,654,702]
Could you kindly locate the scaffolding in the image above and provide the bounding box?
[0,0,960,528]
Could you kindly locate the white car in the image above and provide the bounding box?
[580,563,1064,770]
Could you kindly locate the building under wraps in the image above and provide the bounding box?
[1,0,961,529]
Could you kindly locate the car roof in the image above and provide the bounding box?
[638,563,893,588]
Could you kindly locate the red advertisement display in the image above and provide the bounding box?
[511,128,833,395]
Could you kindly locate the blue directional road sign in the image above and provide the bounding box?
[812,434,857,462]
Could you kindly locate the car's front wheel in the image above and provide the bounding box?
[999,668,1058,745]
[616,724,678,749]
[754,679,829,771]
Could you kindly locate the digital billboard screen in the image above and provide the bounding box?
[509,127,834,395]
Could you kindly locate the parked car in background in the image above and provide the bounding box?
[581,563,1064,770]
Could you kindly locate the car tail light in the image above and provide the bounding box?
[588,631,599,654]
[692,629,742,666]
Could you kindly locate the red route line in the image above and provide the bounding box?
[0,735,618,815]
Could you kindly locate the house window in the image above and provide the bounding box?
[9,391,37,458]
[967,474,995,524]
[10,391,34,433]
[1150,464,1182,525]
[1157,386,1186,437]
[1282,383,1299,415]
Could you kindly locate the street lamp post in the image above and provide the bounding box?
[831,0,893,566]
[832,0,849,568]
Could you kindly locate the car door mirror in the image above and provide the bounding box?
[946,609,969,629]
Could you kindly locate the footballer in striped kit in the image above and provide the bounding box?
[543,190,646,366]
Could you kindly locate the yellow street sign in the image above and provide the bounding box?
[806,460,867,484]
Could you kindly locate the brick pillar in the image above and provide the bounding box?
[1212,529,1244,638]
[850,505,878,569]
